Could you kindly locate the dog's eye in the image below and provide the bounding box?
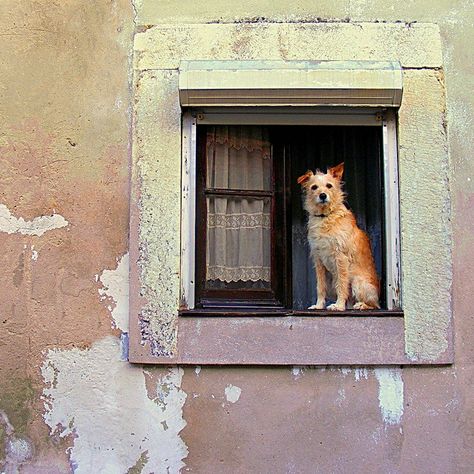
[326,183,333,189]
[311,184,318,190]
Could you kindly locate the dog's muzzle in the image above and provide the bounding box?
[317,193,329,203]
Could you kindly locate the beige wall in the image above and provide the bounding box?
[0,1,472,472]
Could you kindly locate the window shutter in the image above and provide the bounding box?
[179,60,403,107]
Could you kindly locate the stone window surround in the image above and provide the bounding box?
[129,22,452,365]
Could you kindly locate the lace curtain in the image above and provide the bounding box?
[206,126,271,285]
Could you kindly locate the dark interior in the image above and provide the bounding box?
[195,124,385,310]
[284,126,385,309]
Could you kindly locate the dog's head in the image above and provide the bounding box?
[297,162,345,215]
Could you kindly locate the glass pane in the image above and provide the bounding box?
[206,196,271,290]
[206,125,271,191]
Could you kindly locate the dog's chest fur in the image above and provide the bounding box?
[307,213,355,272]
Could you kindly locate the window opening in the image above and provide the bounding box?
[181,109,401,313]
[194,123,386,310]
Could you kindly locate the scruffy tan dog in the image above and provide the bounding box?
[298,162,380,311]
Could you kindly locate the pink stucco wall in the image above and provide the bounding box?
[0,1,472,472]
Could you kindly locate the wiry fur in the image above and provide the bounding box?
[298,163,380,311]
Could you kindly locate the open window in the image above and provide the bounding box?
[181,108,401,314]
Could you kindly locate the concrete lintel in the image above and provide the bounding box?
[134,22,442,71]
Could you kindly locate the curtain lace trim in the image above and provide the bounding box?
[207,132,271,158]
[207,265,271,282]
[208,212,271,229]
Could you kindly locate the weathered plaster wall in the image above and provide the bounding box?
[0,1,472,473]
[0,2,186,472]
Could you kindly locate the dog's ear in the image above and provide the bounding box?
[328,162,344,180]
[297,170,314,186]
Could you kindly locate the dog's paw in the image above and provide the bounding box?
[308,304,325,310]
[327,303,345,311]
[353,302,376,310]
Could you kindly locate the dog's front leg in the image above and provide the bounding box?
[309,259,327,309]
[328,255,349,311]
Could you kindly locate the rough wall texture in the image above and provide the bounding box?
[131,69,181,356]
[0,1,472,473]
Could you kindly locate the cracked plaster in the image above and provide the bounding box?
[41,337,187,474]
[0,204,68,237]
[98,253,130,333]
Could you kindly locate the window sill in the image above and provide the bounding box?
[129,310,451,365]
[179,309,404,318]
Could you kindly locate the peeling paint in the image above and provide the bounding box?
[0,204,68,236]
[31,248,38,261]
[224,385,242,403]
[131,20,452,364]
[41,337,187,473]
[291,366,305,378]
[374,368,404,425]
[98,253,130,332]
[336,388,346,406]
[131,69,182,357]
[354,368,369,381]
[0,411,33,473]
[0,2,469,471]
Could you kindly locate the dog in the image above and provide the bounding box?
[298,162,380,311]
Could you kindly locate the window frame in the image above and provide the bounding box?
[194,125,288,309]
[180,107,402,313]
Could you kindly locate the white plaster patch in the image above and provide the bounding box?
[41,336,187,474]
[224,384,242,404]
[0,410,33,471]
[336,388,345,406]
[354,368,369,381]
[291,366,305,378]
[98,253,129,332]
[374,368,404,425]
[0,203,68,236]
[339,367,351,376]
[31,246,38,261]
[6,437,33,464]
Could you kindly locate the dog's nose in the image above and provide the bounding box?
[319,193,327,201]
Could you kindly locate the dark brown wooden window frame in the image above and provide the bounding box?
[194,126,290,310]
